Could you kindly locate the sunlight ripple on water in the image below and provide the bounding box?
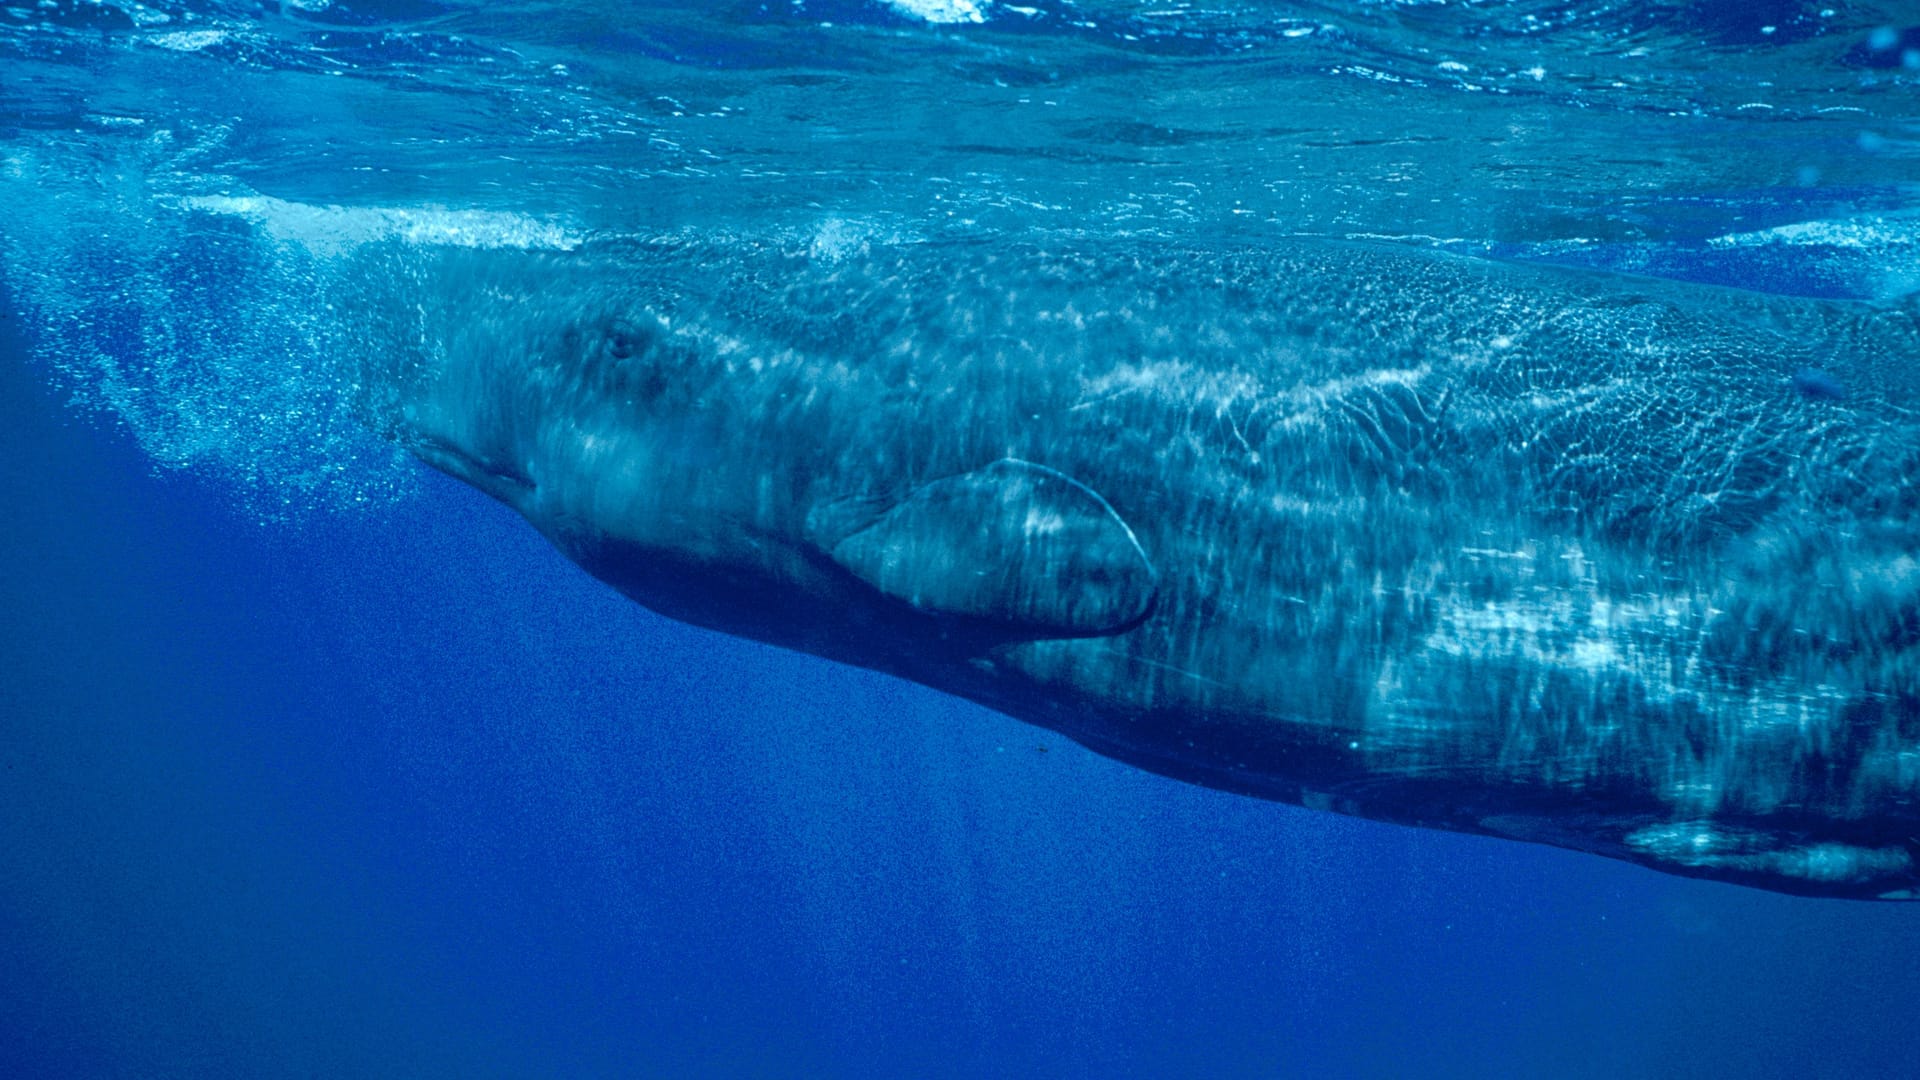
[0,0,1916,509]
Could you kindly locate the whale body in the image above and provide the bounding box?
[361,236,1920,898]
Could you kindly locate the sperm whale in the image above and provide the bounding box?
[365,235,1920,898]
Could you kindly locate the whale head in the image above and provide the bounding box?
[363,242,1158,668]
[372,246,864,648]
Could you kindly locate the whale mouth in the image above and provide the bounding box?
[407,432,536,497]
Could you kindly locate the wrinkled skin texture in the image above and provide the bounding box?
[359,236,1920,898]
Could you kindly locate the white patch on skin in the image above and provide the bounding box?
[1024,506,1068,536]
[1626,824,1913,882]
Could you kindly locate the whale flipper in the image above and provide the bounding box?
[811,458,1157,637]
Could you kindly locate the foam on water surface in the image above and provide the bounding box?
[881,0,990,24]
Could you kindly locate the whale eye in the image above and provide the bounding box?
[599,315,657,363]
[589,317,676,404]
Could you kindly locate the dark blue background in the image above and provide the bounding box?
[3,290,1918,1078]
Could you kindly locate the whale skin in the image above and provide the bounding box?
[361,236,1920,899]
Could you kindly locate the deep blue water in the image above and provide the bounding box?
[5,1,1920,1077]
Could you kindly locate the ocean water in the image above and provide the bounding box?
[3,1,1920,1077]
